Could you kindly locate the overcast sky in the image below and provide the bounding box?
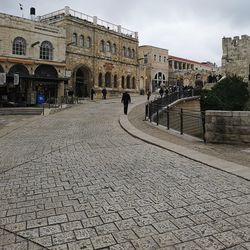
[1,0,250,66]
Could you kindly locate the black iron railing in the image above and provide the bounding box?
[145,89,206,142]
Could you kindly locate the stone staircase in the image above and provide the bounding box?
[0,107,43,115]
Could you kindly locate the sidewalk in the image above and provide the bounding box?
[120,96,250,180]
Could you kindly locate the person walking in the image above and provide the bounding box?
[102,87,107,99]
[121,91,131,115]
[90,88,95,100]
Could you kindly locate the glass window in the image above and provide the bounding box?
[79,35,84,47]
[40,41,53,60]
[121,76,125,88]
[112,43,117,54]
[164,56,166,62]
[86,36,91,48]
[126,75,130,89]
[159,56,161,62]
[100,40,105,52]
[128,48,131,58]
[132,49,135,59]
[72,33,77,46]
[105,72,111,87]
[123,47,126,57]
[154,55,156,61]
[144,54,148,64]
[12,37,26,55]
[106,41,111,52]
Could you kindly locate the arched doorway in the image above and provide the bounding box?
[75,66,91,97]
[34,64,58,101]
[8,64,29,104]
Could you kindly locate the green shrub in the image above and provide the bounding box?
[200,75,249,111]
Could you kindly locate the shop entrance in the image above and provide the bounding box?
[75,66,91,97]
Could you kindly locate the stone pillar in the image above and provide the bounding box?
[65,6,70,16]
[93,16,97,25]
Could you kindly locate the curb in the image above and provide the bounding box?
[119,102,250,181]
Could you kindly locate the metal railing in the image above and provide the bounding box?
[145,89,205,141]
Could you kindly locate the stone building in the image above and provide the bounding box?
[168,55,214,87]
[39,6,139,98]
[138,45,168,92]
[222,35,250,83]
[0,12,66,106]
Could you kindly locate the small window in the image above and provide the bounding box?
[86,36,91,48]
[132,77,136,89]
[100,40,105,52]
[123,47,126,57]
[12,37,26,55]
[132,49,135,59]
[121,76,125,88]
[106,41,111,52]
[40,41,53,60]
[72,33,77,46]
[128,48,131,58]
[144,54,148,64]
[154,55,156,61]
[159,56,161,62]
[79,35,84,47]
[164,56,166,63]
[112,43,117,54]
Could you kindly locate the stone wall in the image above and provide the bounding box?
[205,111,250,144]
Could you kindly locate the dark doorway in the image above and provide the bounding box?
[75,67,90,97]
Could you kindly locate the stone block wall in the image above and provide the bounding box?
[205,111,250,144]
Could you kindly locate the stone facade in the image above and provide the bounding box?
[222,35,250,83]
[138,46,168,92]
[205,111,250,144]
[0,13,66,105]
[39,6,139,98]
[168,55,214,87]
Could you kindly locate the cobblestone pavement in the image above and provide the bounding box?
[0,97,250,249]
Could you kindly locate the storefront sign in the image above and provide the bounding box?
[0,73,6,85]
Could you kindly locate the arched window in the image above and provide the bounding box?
[100,40,105,52]
[79,35,84,47]
[128,48,131,58]
[106,41,111,52]
[86,36,91,48]
[40,41,53,60]
[152,72,167,90]
[12,37,26,55]
[105,72,111,87]
[114,75,118,88]
[131,49,135,59]
[112,43,117,54]
[121,76,125,88]
[132,77,136,89]
[98,73,103,87]
[72,33,77,46]
[126,75,131,89]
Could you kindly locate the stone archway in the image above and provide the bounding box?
[74,66,91,97]
[8,64,30,103]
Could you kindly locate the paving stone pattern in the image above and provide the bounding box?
[0,98,250,249]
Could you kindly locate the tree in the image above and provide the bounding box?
[200,75,249,111]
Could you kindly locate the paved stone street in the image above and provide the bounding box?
[0,97,250,249]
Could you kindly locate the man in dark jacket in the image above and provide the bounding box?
[121,91,131,115]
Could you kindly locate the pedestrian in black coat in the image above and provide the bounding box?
[121,91,131,115]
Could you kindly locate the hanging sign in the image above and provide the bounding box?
[14,74,19,85]
[0,73,6,85]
